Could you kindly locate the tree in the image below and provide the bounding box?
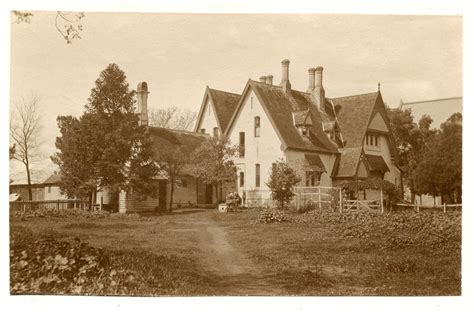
[266,159,301,209]
[386,107,435,202]
[149,107,197,131]
[52,64,159,206]
[10,95,42,200]
[192,136,238,203]
[413,113,462,203]
[12,11,84,44]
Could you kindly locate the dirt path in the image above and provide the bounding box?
[173,210,283,295]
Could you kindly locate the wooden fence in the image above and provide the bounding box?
[10,199,98,212]
[393,203,462,213]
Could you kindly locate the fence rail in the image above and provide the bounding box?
[10,199,97,212]
[393,203,462,213]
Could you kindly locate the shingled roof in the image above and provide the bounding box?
[148,127,208,156]
[43,173,61,185]
[331,92,380,148]
[199,88,241,131]
[225,80,339,154]
[331,147,363,178]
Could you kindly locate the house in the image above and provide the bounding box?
[117,83,218,213]
[43,173,69,201]
[399,97,462,129]
[194,59,402,206]
[9,173,68,201]
[9,182,45,201]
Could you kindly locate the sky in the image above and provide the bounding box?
[8,12,462,183]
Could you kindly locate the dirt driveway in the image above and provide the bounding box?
[167,209,283,295]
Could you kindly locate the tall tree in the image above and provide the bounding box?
[192,136,238,203]
[149,107,197,131]
[10,95,42,200]
[266,159,301,209]
[52,64,159,206]
[413,113,462,203]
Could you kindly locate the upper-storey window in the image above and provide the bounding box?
[254,116,260,137]
[200,128,206,134]
[239,132,245,157]
[213,127,219,137]
[301,127,309,136]
[365,134,379,147]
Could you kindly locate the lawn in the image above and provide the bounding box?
[10,207,461,296]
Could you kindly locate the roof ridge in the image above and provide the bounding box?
[330,91,379,101]
[149,126,209,137]
[208,88,241,97]
[400,96,463,105]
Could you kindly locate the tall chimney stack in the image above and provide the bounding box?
[266,75,273,85]
[311,66,325,110]
[136,82,149,126]
[307,67,316,92]
[279,59,291,92]
[259,76,267,83]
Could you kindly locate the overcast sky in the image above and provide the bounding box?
[9,12,462,183]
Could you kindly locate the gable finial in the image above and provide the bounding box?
[377,82,380,92]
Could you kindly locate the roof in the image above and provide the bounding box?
[365,154,390,173]
[331,92,380,148]
[399,97,462,129]
[227,80,339,154]
[149,127,208,156]
[43,173,61,185]
[304,154,326,172]
[208,88,241,131]
[331,147,363,178]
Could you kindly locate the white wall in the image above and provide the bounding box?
[228,89,284,204]
[364,135,401,188]
[44,185,68,200]
[196,97,220,135]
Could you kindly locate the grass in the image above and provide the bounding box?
[10,208,461,296]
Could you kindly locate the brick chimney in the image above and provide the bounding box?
[136,82,149,126]
[279,59,291,92]
[266,75,273,85]
[311,66,325,110]
[259,76,267,83]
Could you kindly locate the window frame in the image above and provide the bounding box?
[213,127,219,137]
[239,132,245,158]
[239,172,245,187]
[254,116,260,137]
[255,164,260,188]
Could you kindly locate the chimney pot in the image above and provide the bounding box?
[280,59,291,92]
[266,75,273,85]
[307,67,316,92]
[310,66,325,110]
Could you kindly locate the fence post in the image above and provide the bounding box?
[443,203,447,213]
[416,202,419,213]
[380,189,384,214]
[318,187,322,212]
[339,188,343,213]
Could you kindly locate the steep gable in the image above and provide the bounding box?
[368,112,389,132]
[195,87,240,133]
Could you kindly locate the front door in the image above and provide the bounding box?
[205,184,213,204]
[158,180,167,212]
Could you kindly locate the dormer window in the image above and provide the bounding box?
[301,127,309,136]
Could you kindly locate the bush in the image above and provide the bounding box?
[256,208,292,224]
[10,207,143,220]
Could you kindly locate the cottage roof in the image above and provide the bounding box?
[208,88,241,131]
[331,92,380,148]
[331,147,363,178]
[304,154,326,173]
[148,127,208,156]
[43,173,61,185]
[365,154,390,173]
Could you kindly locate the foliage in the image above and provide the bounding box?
[10,95,42,200]
[413,113,462,203]
[12,11,84,44]
[149,107,197,131]
[340,178,401,202]
[256,208,291,223]
[192,136,238,202]
[52,64,159,203]
[266,159,301,209]
[386,107,436,200]
[9,207,148,220]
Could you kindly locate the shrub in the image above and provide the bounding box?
[266,159,301,209]
[256,208,292,224]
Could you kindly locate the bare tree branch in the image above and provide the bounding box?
[149,107,197,131]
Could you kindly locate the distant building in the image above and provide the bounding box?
[9,173,71,201]
[399,97,462,129]
[43,173,69,201]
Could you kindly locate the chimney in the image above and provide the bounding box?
[279,59,291,92]
[266,75,273,85]
[307,67,316,92]
[136,82,149,126]
[311,66,325,110]
[259,76,267,83]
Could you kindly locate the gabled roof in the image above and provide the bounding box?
[331,92,380,148]
[195,87,240,132]
[331,147,363,178]
[225,80,339,154]
[149,127,208,156]
[304,154,326,173]
[43,173,61,185]
[365,154,390,173]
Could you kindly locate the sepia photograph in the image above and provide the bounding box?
[4,0,467,306]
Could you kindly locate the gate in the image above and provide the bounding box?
[293,186,340,211]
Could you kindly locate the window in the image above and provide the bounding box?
[48,186,51,193]
[305,171,321,187]
[366,135,369,145]
[255,164,260,187]
[365,134,379,147]
[301,127,308,136]
[239,172,245,187]
[374,136,378,146]
[254,116,260,137]
[239,132,245,157]
[213,127,219,137]
[370,135,373,145]
[200,128,206,134]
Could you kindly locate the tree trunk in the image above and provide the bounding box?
[24,159,33,201]
[169,178,175,213]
